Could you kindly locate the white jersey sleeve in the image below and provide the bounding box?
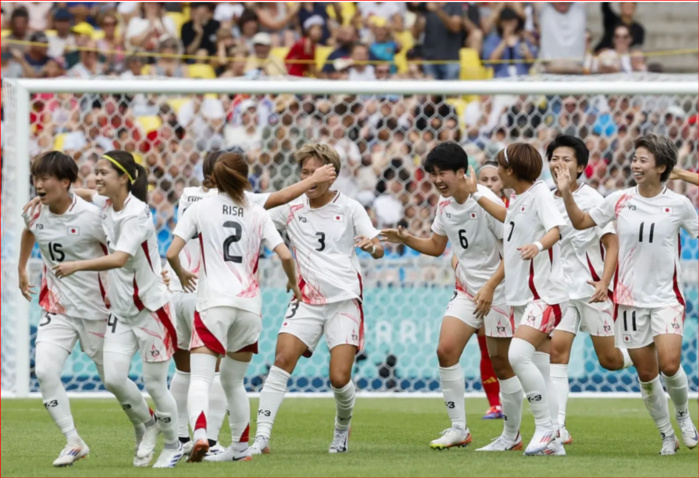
[268,203,292,231]
[534,184,566,232]
[246,191,271,208]
[680,196,699,238]
[588,190,625,228]
[350,200,380,240]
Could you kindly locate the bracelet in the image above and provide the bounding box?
[471,191,483,201]
[534,241,544,252]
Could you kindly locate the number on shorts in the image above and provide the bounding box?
[286,301,300,319]
[507,221,515,242]
[622,310,637,332]
[315,232,326,252]
[39,313,52,327]
[48,242,65,262]
[107,315,118,333]
[458,229,469,249]
[223,221,243,263]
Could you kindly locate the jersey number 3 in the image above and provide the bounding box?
[223,221,243,263]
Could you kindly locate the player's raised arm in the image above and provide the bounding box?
[670,166,699,186]
[263,164,337,209]
[464,165,507,222]
[379,227,448,257]
[553,163,597,230]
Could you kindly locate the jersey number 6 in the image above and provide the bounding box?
[223,221,243,263]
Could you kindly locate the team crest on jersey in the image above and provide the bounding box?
[469,212,477,220]
[662,207,673,214]
[333,214,344,222]
[67,226,80,235]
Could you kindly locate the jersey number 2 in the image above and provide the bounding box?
[223,221,243,263]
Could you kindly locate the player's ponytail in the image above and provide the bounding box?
[211,153,249,206]
[202,151,224,189]
[101,150,148,203]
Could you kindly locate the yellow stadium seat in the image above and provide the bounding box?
[1,30,10,38]
[315,46,333,72]
[136,115,162,134]
[45,29,57,37]
[459,48,486,81]
[182,4,191,21]
[141,64,152,75]
[271,47,289,63]
[167,97,190,114]
[53,133,67,151]
[326,2,356,26]
[393,30,414,74]
[166,12,186,36]
[188,64,216,79]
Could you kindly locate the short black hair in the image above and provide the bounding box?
[30,151,78,184]
[546,135,589,179]
[424,142,469,174]
[11,7,28,21]
[634,134,677,182]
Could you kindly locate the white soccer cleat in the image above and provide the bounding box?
[475,433,523,452]
[250,436,270,455]
[152,443,184,468]
[136,423,161,459]
[659,433,680,455]
[204,443,253,462]
[187,439,209,463]
[205,442,226,457]
[52,440,89,467]
[559,426,573,445]
[329,426,350,453]
[539,437,566,456]
[676,412,699,449]
[181,440,193,456]
[133,451,153,467]
[524,428,555,456]
[429,427,472,450]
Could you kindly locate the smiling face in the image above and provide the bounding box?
[478,167,503,197]
[95,158,128,199]
[549,146,583,184]
[428,166,463,198]
[300,156,332,199]
[631,146,664,186]
[34,174,71,206]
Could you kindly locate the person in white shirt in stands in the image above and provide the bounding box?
[347,43,376,81]
[164,150,335,459]
[471,143,568,456]
[251,143,385,455]
[554,134,699,455]
[545,135,633,445]
[18,151,131,467]
[53,151,182,468]
[167,152,301,463]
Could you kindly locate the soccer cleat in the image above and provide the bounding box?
[429,428,472,450]
[153,443,184,468]
[524,428,555,456]
[187,439,209,463]
[180,439,193,456]
[476,433,523,452]
[483,405,504,420]
[559,426,573,445]
[659,434,680,455]
[676,412,699,449]
[205,442,226,457]
[250,436,271,455]
[204,443,253,462]
[136,422,161,460]
[329,426,350,453]
[133,451,153,467]
[538,437,566,456]
[52,440,90,467]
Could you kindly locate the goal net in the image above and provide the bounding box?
[2,75,697,397]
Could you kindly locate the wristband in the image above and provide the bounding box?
[369,244,376,255]
[534,241,544,252]
[471,191,483,201]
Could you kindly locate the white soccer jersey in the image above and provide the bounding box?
[166,187,270,293]
[431,185,506,303]
[94,193,170,319]
[22,194,109,320]
[173,193,282,315]
[589,186,698,308]
[268,192,379,305]
[504,181,568,306]
[553,184,616,300]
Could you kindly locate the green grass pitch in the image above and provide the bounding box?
[2,397,697,477]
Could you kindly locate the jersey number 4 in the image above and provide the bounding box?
[223,221,243,263]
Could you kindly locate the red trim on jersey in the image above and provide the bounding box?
[586,253,600,281]
[141,241,154,272]
[356,273,365,353]
[528,261,540,300]
[613,303,619,322]
[193,311,225,355]
[39,266,49,307]
[132,278,145,311]
[194,411,207,432]
[198,233,208,275]
[677,234,682,258]
[29,209,41,228]
[672,265,686,308]
[238,424,250,443]
[548,248,553,264]
[97,275,108,307]
[234,342,259,354]
[540,304,563,331]
[154,306,177,351]
[100,243,108,255]
[298,275,311,303]
[252,256,259,275]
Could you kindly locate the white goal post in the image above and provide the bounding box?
[2,76,697,399]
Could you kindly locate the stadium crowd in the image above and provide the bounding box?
[1,2,697,257]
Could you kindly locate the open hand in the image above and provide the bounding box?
[517,244,539,260]
[379,226,409,244]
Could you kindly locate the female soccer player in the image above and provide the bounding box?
[546,135,632,445]
[479,161,510,207]
[555,134,699,455]
[381,142,522,451]
[473,143,568,456]
[167,152,301,463]
[250,143,384,455]
[166,151,335,457]
[18,151,135,467]
[53,151,182,468]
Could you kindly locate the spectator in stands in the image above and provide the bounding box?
[96,10,125,73]
[67,39,105,78]
[348,43,376,81]
[150,37,188,78]
[461,3,483,54]
[6,7,31,52]
[66,2,99,26]
[322,25,371,76]
[537,2,587,74]
[357,2,406,32]
[244,32,287,77]
[120,52,146,79]
[47,8,75,60]
[223,99,263,151]
[214,2,244,31]
[412,2,462,80]
[595,2,645,51]
[213,28,237,70]
[369,18,400,73]
[126,2,177,50]
[482,7,536,78]
[19,32,53,77]
[24,2,53,32]
[285,16,323,77]
[177,94,225,151]
[219,45,248,78]
[181,2,220,57]
[586,24,637,74]
[64,22,100,69]
[252,2,301,47]
[238,7,261,53]
[298,2,334,45]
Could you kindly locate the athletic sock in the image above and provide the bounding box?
[550,363,569,428]
[478,335,501,408]
[640,375,674,438]
[332,381,356,430]
[498,376,524,441]
[255,366,290,440]
[439,364,466,430]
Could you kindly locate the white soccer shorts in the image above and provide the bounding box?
[615,305,685,349]
[444,290,514,338]
[190,306,261,355]
[172,291,196,351]
[36,311,107,364]
[513,299,569,335]
[279,299,365,356]
[556,298,615,337]
[102,304,177,363]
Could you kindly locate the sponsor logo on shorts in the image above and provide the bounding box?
[150,345,161,358]
[603,323,611,333]
[352,332,358,342]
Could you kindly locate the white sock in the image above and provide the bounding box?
[640,375,674,438]
[103,351,152,427]
[621,348,633,369]
[143,361,179,445]
[663,368,689,418]
[207,373,228,443]
[532,352,558,432]
[219,357,251,443]
[550,363,569,428]
[332,381,356,430]
[255,366,290,440]
[498,376,524,441]
[188,354,218,443]
[439,364,466,430]
[35,344,79,442]
[169,369,191,439]
[508,338,552,431]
